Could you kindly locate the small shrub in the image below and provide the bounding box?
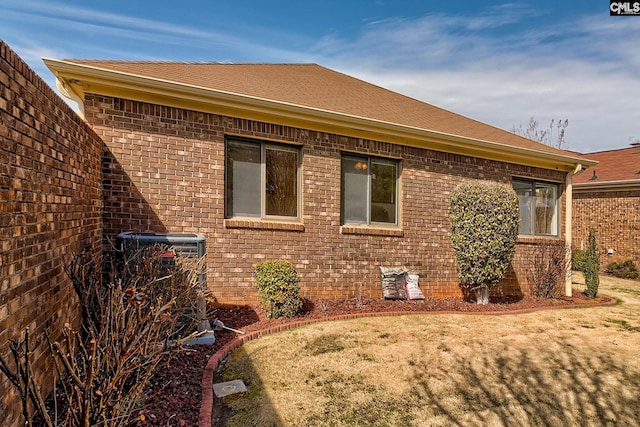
[254,260,303,318]
[583,228,600,298]
[606,259,639,279]
[572,248,587,272]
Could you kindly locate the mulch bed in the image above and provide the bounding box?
[136,291,615,426]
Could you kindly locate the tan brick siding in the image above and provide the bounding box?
[572,189,640,266]
[86,95,568,306]
[0,41,103,426]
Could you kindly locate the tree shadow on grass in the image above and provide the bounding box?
[213,346,285,427]
[409,335,640,426]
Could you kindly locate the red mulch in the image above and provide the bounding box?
[135,291,613,426]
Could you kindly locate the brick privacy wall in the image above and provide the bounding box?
[85,94,567,305]
[0,41,103,426]
[572,189,640,265]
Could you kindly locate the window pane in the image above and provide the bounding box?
[265,147,298,217]
[535,182,558,235]
[513,180,533,235]
[371,160,397,224]
[226,141,261,217]
[513,179,559,236]
[342,156,368,223]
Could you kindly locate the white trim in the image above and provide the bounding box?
[574,179,640,192]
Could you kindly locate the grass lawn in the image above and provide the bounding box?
[218,274,640,426]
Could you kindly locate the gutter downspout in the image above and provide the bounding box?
[565,163,583,297]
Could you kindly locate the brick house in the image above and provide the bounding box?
[44,59,596,304]
[572,146,640,264]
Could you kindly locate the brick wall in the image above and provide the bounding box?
[573,189,640,265]
[0,41,103,426]
[86,95,568,305]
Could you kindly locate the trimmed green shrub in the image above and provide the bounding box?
[449,181,520,304]
[254,260,303,318]
[606,259,639,279]
[583,228,600,298]
[572,248,587,271]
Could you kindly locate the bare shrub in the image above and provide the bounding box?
[0,245,210,426]
[528,240,570,298]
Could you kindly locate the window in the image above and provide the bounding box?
[341,154,398,225]
[513,178,559,236]
[225,138,299,219]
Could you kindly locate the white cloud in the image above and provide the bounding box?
[4,0,637,152]
[2,1,308,62]
[314,9,640,152]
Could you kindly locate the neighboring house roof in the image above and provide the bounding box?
[573,146,640,191]
[43,59,595,172]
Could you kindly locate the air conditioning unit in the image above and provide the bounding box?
[116,231,205,258]
[115,231,213,344]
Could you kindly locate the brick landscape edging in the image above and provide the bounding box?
[198,297,617,426]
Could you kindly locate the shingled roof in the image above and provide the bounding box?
[573,146,640,187]
[44,59,595,171]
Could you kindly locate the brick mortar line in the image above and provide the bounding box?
[198,296,617,426]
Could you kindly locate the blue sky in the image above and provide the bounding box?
[2,0,638,153]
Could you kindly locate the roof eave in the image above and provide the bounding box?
[574,179,640,192]
[43,58,596,172]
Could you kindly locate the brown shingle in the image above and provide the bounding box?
[64,60,579,158]
[573,146,640,184]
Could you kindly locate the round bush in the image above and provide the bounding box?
[253,260,303,318]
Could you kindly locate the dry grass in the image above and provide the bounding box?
[219,274,640,426]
